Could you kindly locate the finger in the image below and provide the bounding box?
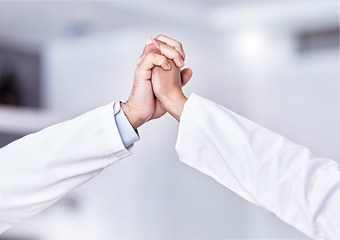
[136,41,161,66]
[180,68,193,86]
[154,39,184,68]
[154,38,184,60]
[138,52,171,73]
[155,34,185,60]
[136,52,147,66]
[148,37,161,51]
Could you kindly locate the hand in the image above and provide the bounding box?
[151,60,192,122]
[122,35,191,129]
[138,36,193,120]
[149,36,193,122]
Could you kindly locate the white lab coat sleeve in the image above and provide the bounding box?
[0,102,132,234]
[175,93,340,240]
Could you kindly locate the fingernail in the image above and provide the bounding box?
[180,59,185,67]
[181,50,186,60]
[176,47,185,60]
[151,38,161,51]
[146,37,153,46]
[167,63,171,70]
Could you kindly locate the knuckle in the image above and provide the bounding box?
[148,52,156,57]
[156,34,165,39]
[160,56,168,64]
[135,67,142,75]
[146,52,156,60]
[176,42,183,50]
[173,50,181,59]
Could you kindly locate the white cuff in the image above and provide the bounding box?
[113,102,140,148]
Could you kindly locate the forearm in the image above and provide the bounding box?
[0,102,132,234]
[176,93,340,240]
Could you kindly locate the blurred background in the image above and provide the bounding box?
[0,0,338,239]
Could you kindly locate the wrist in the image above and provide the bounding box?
[162,92,187,122]
[120,102,146,130]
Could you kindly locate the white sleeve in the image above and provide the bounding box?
[0,102,133,234]
[175,93,340,240]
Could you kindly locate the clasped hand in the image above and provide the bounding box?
[121,35,193,129]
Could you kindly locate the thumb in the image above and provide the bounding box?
[180,68,193,86]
